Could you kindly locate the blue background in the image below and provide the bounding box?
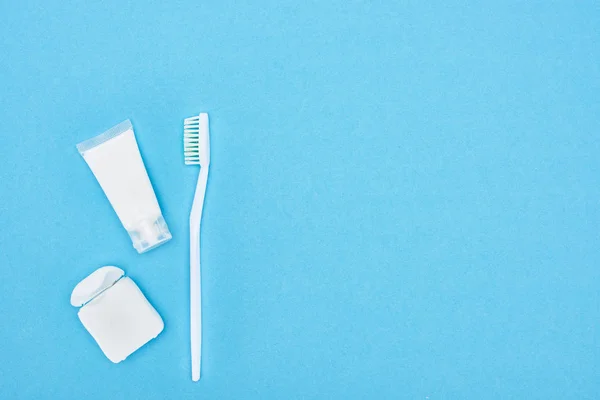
[1,1,599,399]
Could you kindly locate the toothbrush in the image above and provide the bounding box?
[184,113,210,381]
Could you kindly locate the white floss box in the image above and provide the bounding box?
[70,266,164,363]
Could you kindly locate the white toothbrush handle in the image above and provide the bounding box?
[190,165,209,382]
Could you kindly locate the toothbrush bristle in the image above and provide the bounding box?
[184,115,201,165]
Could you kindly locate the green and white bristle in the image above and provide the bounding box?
[184,113,210,166]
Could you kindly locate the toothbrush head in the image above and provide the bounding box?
[184,113,210,167]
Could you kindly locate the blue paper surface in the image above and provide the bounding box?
[1,2,599,398]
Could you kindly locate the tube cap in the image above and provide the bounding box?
[129,216,172,253]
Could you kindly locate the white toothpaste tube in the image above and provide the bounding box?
[77,120,171,253]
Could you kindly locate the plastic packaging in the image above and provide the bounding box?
[77,120,171,253]
[70,266,164,363]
